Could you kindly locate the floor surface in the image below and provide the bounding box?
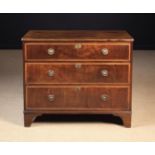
[0,50,155,141]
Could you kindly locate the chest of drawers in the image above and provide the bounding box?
[22,30,134,127]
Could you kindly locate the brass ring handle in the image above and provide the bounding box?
[101,69,108,77]
[48,94,55,102]
[47,48,55,55]
[101,94,109,101]
[48,70,55,77]
[101,48,109,55]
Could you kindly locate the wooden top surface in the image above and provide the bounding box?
[22,30,134,42]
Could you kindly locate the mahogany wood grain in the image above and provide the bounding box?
[24,110,131,127]
[25,43,130,61]
[22,30,134,42]
[24,113,39,127]
[25,63,130,84]
[26,86,129,110]
[22,30,133,127]
[113,111,131,127]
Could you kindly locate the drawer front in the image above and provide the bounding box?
[26,86,130,110]
[25,43,130,61]
[25,63,130,84]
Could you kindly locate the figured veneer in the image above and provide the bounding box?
[26,86,130,110]
[25,63,130,84]
[25,43,130,61]
[22,30,133,127]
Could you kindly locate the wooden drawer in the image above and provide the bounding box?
[25,63,130,84]
[26,86,130,110]
[25,43,130,61]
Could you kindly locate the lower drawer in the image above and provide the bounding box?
[26,86,130,110]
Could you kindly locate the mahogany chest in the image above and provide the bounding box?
[22,30,134,127]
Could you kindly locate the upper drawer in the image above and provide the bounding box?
[24,43,131,61]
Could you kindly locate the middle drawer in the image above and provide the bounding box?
[25,63,130,84]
